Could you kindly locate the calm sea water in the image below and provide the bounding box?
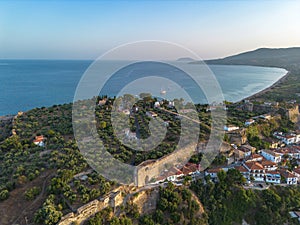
[0,60,287,116]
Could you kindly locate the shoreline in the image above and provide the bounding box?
[241,69,289,102]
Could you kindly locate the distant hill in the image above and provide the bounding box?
[198,47,300,69]
[177,57,195,62]
[192,47,300,102]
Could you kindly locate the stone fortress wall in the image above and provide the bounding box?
[135,142,197,187]
[59,142,198,223]
[58,188,123,225]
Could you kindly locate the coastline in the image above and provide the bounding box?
[241,69,289,102]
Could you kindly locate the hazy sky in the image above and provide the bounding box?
[0,0,299,60]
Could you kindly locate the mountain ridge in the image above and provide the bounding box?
[194,47,300,70]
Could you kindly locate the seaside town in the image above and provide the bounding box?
[58,95,300,224]
[102,96,300,188]
[2,1,300,224]
[2,91,300,224]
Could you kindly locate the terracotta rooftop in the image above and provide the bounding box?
[285,135,295,139]
[280,170,297,179]
[261,160,277,167]
[235,165,248,173]
[237,148,251,153]
[34,135,44,142]
[244,161,264,170]
[206,167,223,173]
[246,154,263,162]
[293,167,300,175]
[181,163,198,175]
[275,148,299,154]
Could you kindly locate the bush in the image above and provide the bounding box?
[24,186,41,200]
[0,189,9,201]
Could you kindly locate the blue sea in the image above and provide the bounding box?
[0,60,287,116]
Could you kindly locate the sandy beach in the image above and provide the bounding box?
[243,69,290,102]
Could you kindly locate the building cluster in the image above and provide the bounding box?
[205,144,300,185]
[152,162,200,184]
[273,131,300,145]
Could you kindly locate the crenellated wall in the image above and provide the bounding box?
[135,143,197,187]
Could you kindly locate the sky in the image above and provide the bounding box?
[0,0,299,60]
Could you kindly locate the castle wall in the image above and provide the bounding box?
[135,143,197,187]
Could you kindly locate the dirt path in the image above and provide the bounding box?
[160,108,201,124]
[0,170,55,225]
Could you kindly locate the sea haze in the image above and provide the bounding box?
[0,60,287,116]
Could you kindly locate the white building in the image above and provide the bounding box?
[265,171,281,184]
[280,170,298,185]
[154,101,160,108]
[261,160,277,171]
[292,167,300,181]
[235,165,250,180]
[274,147,300,159]
[245,119,255,126]
[243,162,265,182]
[124,128,137,140]
[273,131,300,145]
[260,149,281,163]
[33,135,45,147]
[224,125,239,132]
[205,168,224,179]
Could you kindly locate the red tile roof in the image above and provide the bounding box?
[293,167,300,175]
[181,163,198,175]
[235,165,248,173]
[34,135,44,142]
[249,154,263,160]
[280,170,297,178]
[244,162,264,170]
[261,160,277,167]
[275,148,299,154]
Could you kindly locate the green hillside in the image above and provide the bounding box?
[193,47,300,102]
[204,47,300,69]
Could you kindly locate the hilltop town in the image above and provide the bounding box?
[1,93,300,225]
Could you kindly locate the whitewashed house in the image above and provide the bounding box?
[274,148,300,159]
[243,161,265,182]
[265,170,281,184]
[205,168,224,179]
[261,149,281,163]
[280,170,298,185]
[224,125,239,132]
[261,160,277,171]
[33,135,45,147]
[245,119,255,126]
[274,132,297,145]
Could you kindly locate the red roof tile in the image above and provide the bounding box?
[244,162,264,170]
[235,165,248,173]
